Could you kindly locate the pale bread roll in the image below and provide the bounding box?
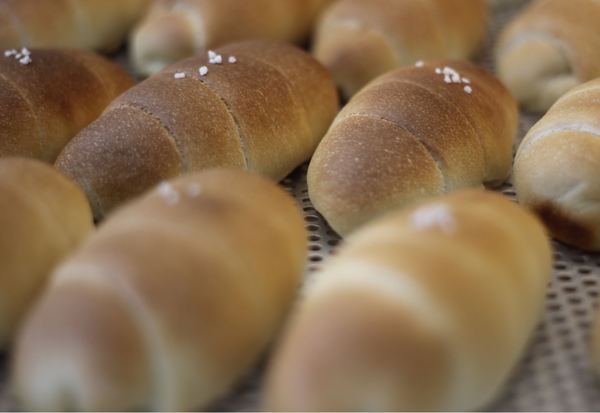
[263,190,552,411]
[0,157,93,348]
[130,0,334,78]
[12,168,307,411]
[514,77,600,250]
[312,0,488,100]
[0,0,150,53]
[495,0,600,113]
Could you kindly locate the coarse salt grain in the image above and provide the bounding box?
[21,47,30,56]
[174,72,185,79]
[19,56,31,65]
[462,78,470,84]
[4,49,16,57]
[411,203,456,234]
[444,75,452,84]
[199,66,208,76]
[415,60,424,67]
[464,86,472,94]
[208,50,217,59]
[157,181,180,205]
[229,56,236,64]
[435,68,442,74]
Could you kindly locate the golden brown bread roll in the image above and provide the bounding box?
[130,0,334,78]
[495,0,600,113]
[263,190,552,412]
[55,40,338,220]
[514,77,600,251]
[307,60,518,236]
[0,0,150,53]
[0,157,93,349]
[312,0,488,100]
[12,168,307,412]
[0,47,134,162]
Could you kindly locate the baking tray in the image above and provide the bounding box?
[2,0,600,411]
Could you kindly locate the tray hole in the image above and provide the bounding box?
[552,315,566,323]
[302,197,311,203]
[308,255,324,262]
[308,265,322,272]
[583,278,597,286]
[307,234,321,242]
[301,188,309,193]
[303,206,316,212]
[568,297,582,305]
[587,290,598,298]
[547,291,558,299]
[306,224,320,232]
[308,245,321,251]
[326,230,339,236]
[304,215,319,222]
[573,308,588,317]
[573,255,586,263]
[557,274,571,282]
[553,252,564,260]
[502,190,516,197]
[577,267,593,274]
[547,303,562,311]
[562,285,577,293]
[328,239,341,247]
[553,262,567,270]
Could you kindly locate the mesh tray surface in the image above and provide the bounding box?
[2,0,600,411]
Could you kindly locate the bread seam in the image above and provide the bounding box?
[239,53,315,142]
[54,264,166,411]
[342,112,448,193]
[114,103,191,173]
[327,16,411,65]
[183,75,251,171]
[516,125,600,165]
[0,72,46,160]
[378,77,487,182]
[496,32,564,59]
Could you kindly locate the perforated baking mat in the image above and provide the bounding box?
[2,0,600,411]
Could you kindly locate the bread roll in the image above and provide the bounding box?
[0,157,93,349]
[0,0,150,53]
[312,0,488,100]
[130,0,333,78]
[12,168,307,412]
[263,189,552,412]
[0,47,134,162]
[495,0,600,113]
[55,40,338,220]
[307,60,518,236]
[514,77,600,250]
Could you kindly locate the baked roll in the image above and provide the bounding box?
[514,77,600,251]
[263,190,552,411]
[312,0,488,100]
[307,60,518,236]
[55,40,338,220]
[130,0,333,78]
[12,168,306,412]
[0,0,150,53]
[495,0,600,113]
[0,48,134,162]
[0,157,93,349]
